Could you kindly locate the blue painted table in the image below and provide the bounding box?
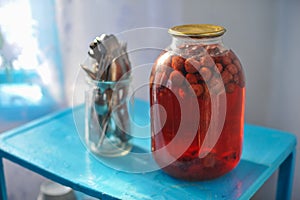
[0,100,297,200]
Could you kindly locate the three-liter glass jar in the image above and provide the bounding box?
[150,24,245,180]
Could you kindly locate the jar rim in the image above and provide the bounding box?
[86,76,132,86]
[168,24,226,38]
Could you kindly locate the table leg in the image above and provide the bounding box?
[0,158,7,200]
[276,149,296,200]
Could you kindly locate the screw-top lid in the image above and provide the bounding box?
[168,24,226,38]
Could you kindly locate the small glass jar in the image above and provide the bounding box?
[85,77,132,157]
[150,24,245,180]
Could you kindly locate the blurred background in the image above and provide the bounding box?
[0,0,299,199]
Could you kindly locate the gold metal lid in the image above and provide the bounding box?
[168,24,226,38]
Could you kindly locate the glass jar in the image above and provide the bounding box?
[150,24,245,180]
[85,77,132,157]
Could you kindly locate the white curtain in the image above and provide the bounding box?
[55,0,183,104]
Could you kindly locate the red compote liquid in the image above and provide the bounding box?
[150,25,245,181]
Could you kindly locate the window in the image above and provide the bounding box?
[0,0,64,131]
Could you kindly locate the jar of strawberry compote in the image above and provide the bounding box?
[150,24,245,180]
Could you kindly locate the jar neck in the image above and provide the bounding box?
[170,35,224,48]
